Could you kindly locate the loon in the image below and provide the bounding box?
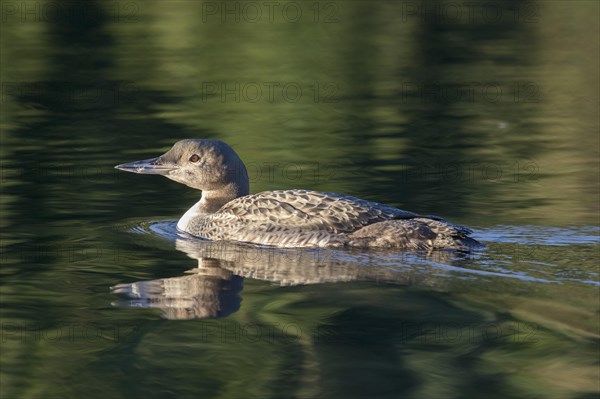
[115,139,482,251]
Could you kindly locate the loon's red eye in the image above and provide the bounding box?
[189,154,200,163]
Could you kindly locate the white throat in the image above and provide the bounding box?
[177,200,203,231]
[176,189,240,232]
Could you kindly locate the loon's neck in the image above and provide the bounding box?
[177,182,249,231]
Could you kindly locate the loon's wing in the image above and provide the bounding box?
[212,189,418,233]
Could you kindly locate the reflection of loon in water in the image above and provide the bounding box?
[115,139,482,251]
[111,236,460,320]
[112,254,244,320]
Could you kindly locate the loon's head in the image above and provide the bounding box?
[115,139,249,196]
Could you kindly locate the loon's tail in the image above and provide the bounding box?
[348,217,484,251]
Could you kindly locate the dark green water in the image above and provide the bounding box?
[1,1,599,398]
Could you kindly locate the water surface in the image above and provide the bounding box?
[1,1,598,398]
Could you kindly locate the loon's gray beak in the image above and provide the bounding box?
[115,157,177,175]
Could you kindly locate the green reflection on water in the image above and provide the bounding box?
[1,1,598,398]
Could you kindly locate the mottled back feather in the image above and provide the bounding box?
[185,189,480,250]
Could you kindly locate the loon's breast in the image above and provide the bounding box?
[178,189,481,251]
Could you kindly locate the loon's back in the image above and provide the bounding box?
[181,189,481,250]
